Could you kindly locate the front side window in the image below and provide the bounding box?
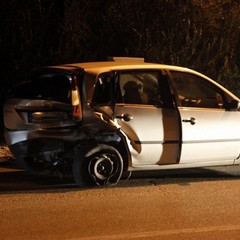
[170,71,225,108]
[117,71,161,105]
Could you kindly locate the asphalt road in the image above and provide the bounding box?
[1,159,240,240]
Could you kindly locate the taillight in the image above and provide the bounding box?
[71,71,82,121]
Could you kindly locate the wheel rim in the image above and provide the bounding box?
[93,155,114,180]
[88,152,121,186]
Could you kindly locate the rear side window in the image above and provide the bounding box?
[91,71,169,108]
[117,71,161,105]
[10,73,71,103]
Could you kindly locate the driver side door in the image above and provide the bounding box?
[170,71,240,165]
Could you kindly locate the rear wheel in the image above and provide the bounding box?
[73,144,123,188]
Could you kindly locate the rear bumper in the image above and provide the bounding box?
[8,138,67,160]
[4,127,83,146]
[4,126,87,158]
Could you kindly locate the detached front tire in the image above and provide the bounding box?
[73,144,123,188]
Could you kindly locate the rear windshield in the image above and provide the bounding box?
[10,73,71,103]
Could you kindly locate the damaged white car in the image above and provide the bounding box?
[4,57,240,187]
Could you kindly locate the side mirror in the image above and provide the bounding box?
[227,99,240,111]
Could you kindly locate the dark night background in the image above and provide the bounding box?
[1,0,240,142]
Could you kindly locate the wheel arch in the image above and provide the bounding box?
[93,130,131,172]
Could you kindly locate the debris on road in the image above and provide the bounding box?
[0,145,13,161]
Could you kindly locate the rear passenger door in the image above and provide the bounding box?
[114,70,181,166]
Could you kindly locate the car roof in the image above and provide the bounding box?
[46,60,217,87]
[48,60,198,76]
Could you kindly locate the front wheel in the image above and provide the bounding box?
[73,144,123,188]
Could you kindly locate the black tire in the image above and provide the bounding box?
[72,144,123,188]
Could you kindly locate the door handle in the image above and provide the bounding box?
[182,117,196,125]
[116,113,133,122]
